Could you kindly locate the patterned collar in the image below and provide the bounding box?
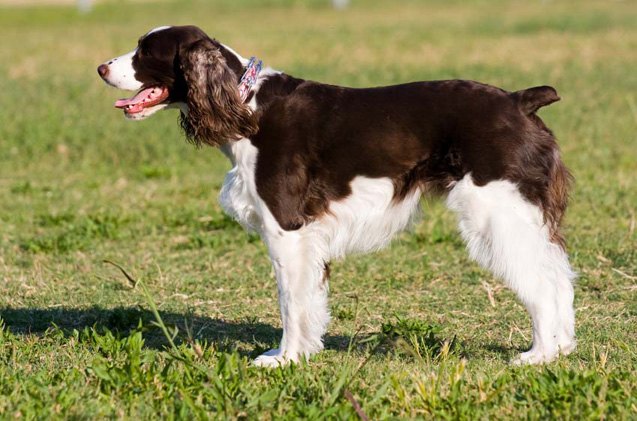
[238,56,263,103]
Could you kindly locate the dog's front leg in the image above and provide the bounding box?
[253,230,330,367]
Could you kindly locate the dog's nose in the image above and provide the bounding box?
[97,64,109,78]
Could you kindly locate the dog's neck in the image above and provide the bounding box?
[214,44,304,165]
[218,43,247,77]
[218,43,274,109]
[216,44,278,165]
[237,57,264,103]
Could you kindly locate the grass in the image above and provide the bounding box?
[1,0,636,418]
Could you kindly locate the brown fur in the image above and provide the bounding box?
[98,26,576,365]
[113,26,572,247]
[545,151,573,248]
[180,39,257,147]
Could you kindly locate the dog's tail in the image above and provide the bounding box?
[544,148,573,249]
[517,86,570,248]
[512,86,560,115]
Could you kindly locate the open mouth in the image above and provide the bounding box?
[114,86,170,115]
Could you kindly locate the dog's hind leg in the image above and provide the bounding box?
[253,230,330,367]
[447,175,576,364]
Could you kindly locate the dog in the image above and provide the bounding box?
[98,25,576,367]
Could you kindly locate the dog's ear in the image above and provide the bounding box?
[179,38,258,147]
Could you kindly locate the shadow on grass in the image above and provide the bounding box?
[0,306,353,357]
[0,307,468,361]
[483,342,522,359]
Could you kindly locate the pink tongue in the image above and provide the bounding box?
[114,87,167,113]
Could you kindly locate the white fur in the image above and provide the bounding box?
[102,27,171,90]
[106,39,577,367]
[218,139,263,233]
[221,43,249,66]
[218,138,327,366]
[223,153,577,366]
[214,54,330,365]
[217,43,282,112]
[146,25,171,35]
[101,49,142,91]
[219,46,576,366]
[446,174,576,364]
[123,103,171,120]
[219,136,423,366]
[247,67,281,111]
[310,177,421,259]
[101,26,173,119]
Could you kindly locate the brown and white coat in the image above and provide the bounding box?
[98,25,576,366]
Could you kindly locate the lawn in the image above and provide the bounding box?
[0,0,636,418]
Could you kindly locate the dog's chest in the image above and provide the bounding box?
[218,141,263,233]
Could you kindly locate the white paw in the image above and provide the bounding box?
[511,348,559,366]
[252,349,289,368]
[558,338,577,356]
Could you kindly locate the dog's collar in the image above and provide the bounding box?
[238,56,263,103]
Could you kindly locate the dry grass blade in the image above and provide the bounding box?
[103,259,139,288]
[344,389,369,421]
[103,259,178,351]
[611,268,637,281]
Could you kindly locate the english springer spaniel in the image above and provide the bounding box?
[98,26,576,367]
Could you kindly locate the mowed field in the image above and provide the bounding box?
[1,0,636,418]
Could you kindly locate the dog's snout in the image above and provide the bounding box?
[97,64,109,78]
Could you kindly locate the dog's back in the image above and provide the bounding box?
[251,78,568,238]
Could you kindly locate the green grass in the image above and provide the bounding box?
[1,0,636,418]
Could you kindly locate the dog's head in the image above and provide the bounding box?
[98,25,257,147]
